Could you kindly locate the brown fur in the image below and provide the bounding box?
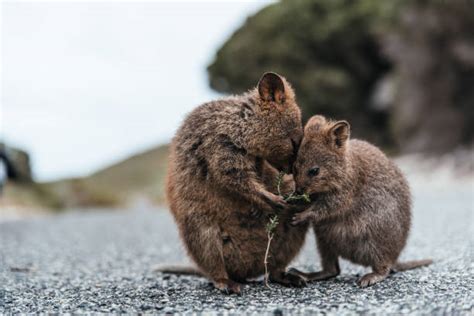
[290,115,432,287]
[165,73,309,294]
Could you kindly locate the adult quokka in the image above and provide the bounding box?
[290,115,432,287]
[165,73,310,294]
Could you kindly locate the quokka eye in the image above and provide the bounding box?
[307,167,320,177]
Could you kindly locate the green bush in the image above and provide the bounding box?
[208,0,394,147]
[208,0,474,153]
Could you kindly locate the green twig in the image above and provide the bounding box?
[277,171,311,203]
[276,171,284,197]
[264,215,279,288]
[264,172,311,288]
[283,192,311,203]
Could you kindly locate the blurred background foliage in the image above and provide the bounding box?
[208,0,474,153]
[1,144,169,210]
[2,0,473,210]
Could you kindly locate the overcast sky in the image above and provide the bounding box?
[1,1,272,181]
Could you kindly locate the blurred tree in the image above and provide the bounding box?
[208,0,474,153]
[208,0,393,147]
[0,143,32,182]
[381,0,474,153]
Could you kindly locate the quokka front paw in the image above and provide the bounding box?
[291,211,312,225]
[260,191,289,211]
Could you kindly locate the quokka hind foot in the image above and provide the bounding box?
[270,270,307,288]
[288,267,340,282]
[213,278,242,295]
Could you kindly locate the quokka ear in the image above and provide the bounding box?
[305,115,327,133]
[258,72,286,104]
[329,120,350,148]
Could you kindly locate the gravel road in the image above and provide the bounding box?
[1,178,473,314]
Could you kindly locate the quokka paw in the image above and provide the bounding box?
[357,272,387,288]
[213,279,242,295]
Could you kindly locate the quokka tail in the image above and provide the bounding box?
[154,264,204,277]
[392,259,433,272]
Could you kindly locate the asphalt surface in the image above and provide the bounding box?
[1,183,473,314]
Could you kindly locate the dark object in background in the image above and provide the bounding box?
[0,143,33,182]
[0,151,16,183]
[208,0,474,154]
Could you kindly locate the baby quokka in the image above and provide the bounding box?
[291,115,432,287]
